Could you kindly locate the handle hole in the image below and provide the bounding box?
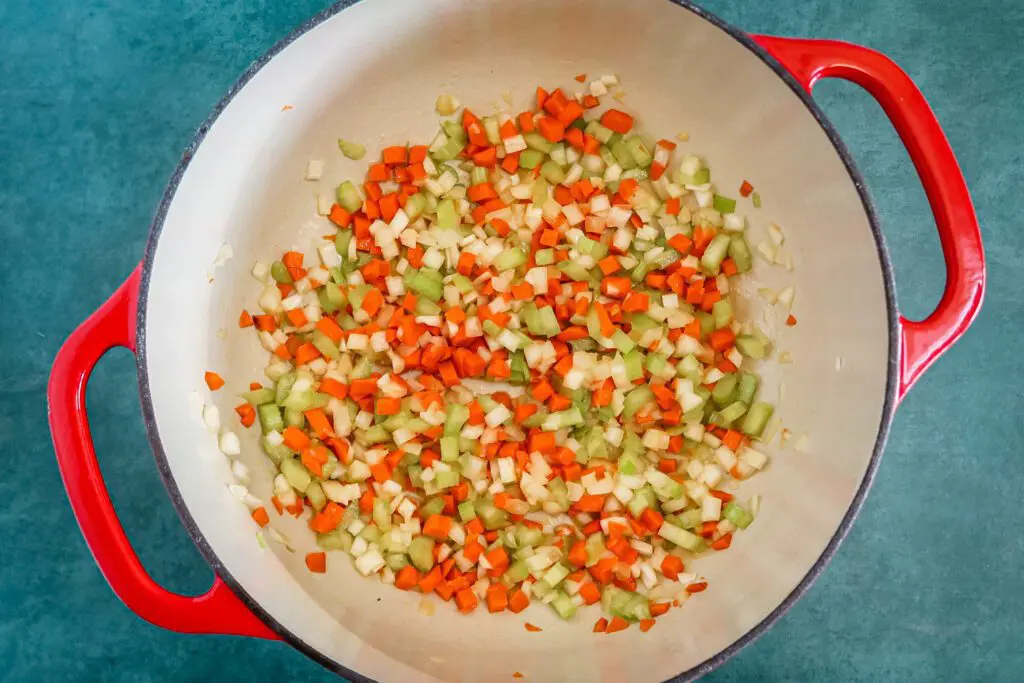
[88,350,213,596]
[812,80,943,321]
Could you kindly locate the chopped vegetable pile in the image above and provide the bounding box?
[228,77,775,631]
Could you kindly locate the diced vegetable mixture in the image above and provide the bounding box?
[229,78,774,631]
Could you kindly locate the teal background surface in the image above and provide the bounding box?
[2,0,1022,680]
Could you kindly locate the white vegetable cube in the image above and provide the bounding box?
[642,429,670,451]
[355,549,386,575]
[485,404,512,428]
[218,432,241,456]
[702,463,724,488]
[701,495,722,522]
[715,446,738,470]
[739,446,769,470]
[305,159,325,181]
[350,536,369,557]
[317,192,333,216]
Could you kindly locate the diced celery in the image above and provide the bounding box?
[525,305,561,337]
[627,486,655,517]
[524,132,555,153]
[713,194,737,214]
[715,400,748,426]
[520,149,545,170]
[676,509,702,529]
[261,438,292,465]
[444,404,469,437]
[542,407,584,431]
[700,234,732,273]
[540,160,566,184]
[551,592,577,620]
[622,385,654,420]
[403,268,444,302]
[434,469,459,490]
[728,235,753,273]
[659,521,702,551]
[611,330,635,354]
[476,500,509,530]
[458,500,477,522]
[712,373,738,406]
[337,138,366,160]
[736,335,768,359]
[280,457,312,491]
[644,353,668,376]
[623,350,645,382]
[557,261,591,282]
[407,536,435,571]
[506,559,531,583]
[270,261,292,284]
[712,299,733,329]
[618,451,642,476]
[494,247,527,272]
[697,312,716,338]
[257,404,284,433]
[741,401,774,437]
[510,351,530,385]
[450,273,473,294]
[404,192,427,220]
[737,372,759,405]
[611,138,637,170]
[625,135,654,167]
[243,387,275,405]
[420,497,446,518]
[317,529,354,552]
[359,424,390,445]
[440,436,459,462]
[336,181,362,213]
[542,562,571,587]
[722,502,754,529]
[318,282,346,313]
[752,192,762,208]
[431,135,465,162]
[584,533,605,567]
[535,248,555,266]
[311,330,340,360]
[436,198,459,230]
[585,119,614,143]
[306,482,327,511]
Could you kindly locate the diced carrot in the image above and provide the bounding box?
[423,514,453,540]
[708,327,736,352]
[251,507,270,528]
[235,403,256,428]
[238,310,254,328]
[639,619,656,633]
[204,371,225,391]
[537,116,566,143]
[309,501,344,534]
[305,552,327,574]
[524,623,542,632]
[455,588,479,613]
[593,617,608,633]
[486,583,509,613]
[304,408,334,438]
[508,588,530,613]
[661,555,685,580]
[600,109,634,134]
[605,616,630,633]
[281,426,310,451]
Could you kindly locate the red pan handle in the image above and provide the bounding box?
[754,35,985,401]
[47,264,278,639]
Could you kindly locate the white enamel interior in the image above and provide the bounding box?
[141,0,893,680]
